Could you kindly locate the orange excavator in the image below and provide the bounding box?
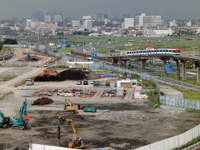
[40,69,59,76]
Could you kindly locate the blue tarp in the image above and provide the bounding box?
[102,74,116,77]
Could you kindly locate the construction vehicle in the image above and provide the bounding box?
[64,97,76,112]
[57,116,84,149]
[26,78,34,86]
[0,111,11,128]
[40,69,59,77]
[83,105,96,112]
[10,99,30,129]
[75,63,90,74]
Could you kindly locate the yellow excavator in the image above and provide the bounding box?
[64,97,76,112]
[75,63,90,74]
[57,116,84,149]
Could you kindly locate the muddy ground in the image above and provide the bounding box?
[1,101,200,150]
[1,67,200,150]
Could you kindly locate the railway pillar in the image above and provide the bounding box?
[195,62,200,83]
[163,59,167,75]
[182,61,186,80]
[141,59,145,70]
[176,60,180,80]
[197,67,200,83]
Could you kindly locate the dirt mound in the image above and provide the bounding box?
[34,68,99,82]
[32,97,54,105]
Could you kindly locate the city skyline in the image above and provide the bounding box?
[0,0,200,21]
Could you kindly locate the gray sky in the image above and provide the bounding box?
[0,0,200,20]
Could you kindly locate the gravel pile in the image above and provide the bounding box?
[89,111,152,122]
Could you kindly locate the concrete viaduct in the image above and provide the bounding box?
[109,55,200,83]
[71,51,200,83]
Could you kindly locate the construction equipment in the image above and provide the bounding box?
[0,111,11,127]
[83,105,96,112]
[10,99,30,129]
[40,69,59,77]
[75,63,90,74]
[26,78,34,86]
[64,97,76,112]
[57,116,84,149]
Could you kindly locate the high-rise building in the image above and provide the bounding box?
[45,15,51,23]
[72,20,81,27]
[84,20,93,30]
[135,13,163,29]
[54,15,63,22]
[122,18,135,29]
[94,14,108,21]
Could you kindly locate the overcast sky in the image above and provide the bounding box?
[0,0,200,20]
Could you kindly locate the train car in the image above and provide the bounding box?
[126,48,181,56]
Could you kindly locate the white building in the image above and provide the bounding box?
[44,15,51,23]
[82,16,92,20]
[54,15,63,22]
[72,20,80,27]
[135,13,163,29]
[122,18,135,29]
[26,19,40,30]
[169,20,178,27]
[83,20,93,30]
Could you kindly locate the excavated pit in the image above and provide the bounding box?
[34,68,99,82]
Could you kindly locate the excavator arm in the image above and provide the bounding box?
[74,63,89,74]
[58,116,84,148]
[64,97,76,112]
[40,69,59,76]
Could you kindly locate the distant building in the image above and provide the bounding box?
[26,19,40,30]
[44,15,51,23]
[93,14,108,27]
[82,16,92,20]
[83,20,93,30]
[122,18,135,29]
[54,15,63,22]
[135,13,163,29]
[72,20,81,27]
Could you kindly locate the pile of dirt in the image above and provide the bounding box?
[34,68,99,82]
[32,97,54,105]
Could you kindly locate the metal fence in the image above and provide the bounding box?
[160,96,200,110]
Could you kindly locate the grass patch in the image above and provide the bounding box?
[58,47,72,53]
[173,86,200,101]
[186,108,200,113]
[146,90,160,109]
[0,91,13,101]
[0,76,15,82]
[14,80,26,87]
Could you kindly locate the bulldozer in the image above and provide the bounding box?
[75,63,90,74]
[57,116,84,149]
[64,97,76,112]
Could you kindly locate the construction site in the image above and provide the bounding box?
[1,47,200,150]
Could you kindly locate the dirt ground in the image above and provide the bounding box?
[0,67,200,150]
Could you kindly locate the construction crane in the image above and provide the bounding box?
[57,116,84,149]
[40,69,59,76]
[75,63,90,74]
[10,99,30,129]
[64,97,76,112]
[0,111,11,128]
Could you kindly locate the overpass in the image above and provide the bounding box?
[71,51,200,83]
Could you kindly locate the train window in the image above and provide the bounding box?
[163,50,166,52]
[156,50,159,52]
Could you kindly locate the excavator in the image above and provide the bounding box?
[40,69,59,77]
[10,99,30,129]
[75,63,90,74]
[57,116,84,149]
[0,111,11,128]
[64,97,76,112]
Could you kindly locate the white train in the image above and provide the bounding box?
[126,48,181,56]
